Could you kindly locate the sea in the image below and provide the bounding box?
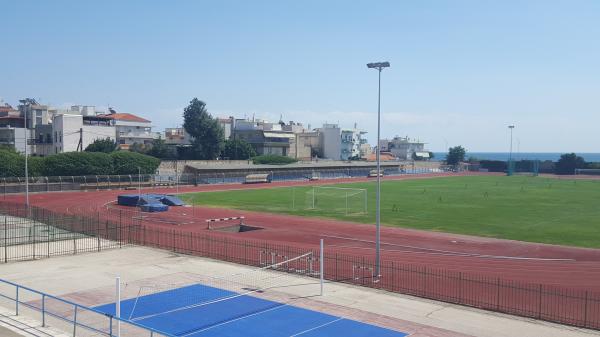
[432,152,600,163]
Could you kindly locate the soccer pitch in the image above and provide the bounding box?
[180,176,600,248]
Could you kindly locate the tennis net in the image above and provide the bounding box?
[123,251,317,322]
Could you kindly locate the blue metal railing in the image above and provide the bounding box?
[0,278,172,337]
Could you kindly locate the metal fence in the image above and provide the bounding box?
[0,279,171,337]
[0,202,138,263]
[131,226,600,330]
[3,200,597,331]
[1,166,448,195]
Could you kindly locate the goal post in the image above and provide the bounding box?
[303,186,367,215]
[575,169,600,175]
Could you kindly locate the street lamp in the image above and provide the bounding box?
[508,125,515,176]
[367,61,390,277]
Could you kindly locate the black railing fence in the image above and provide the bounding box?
[1,166,449,195]
[1,200,598,330]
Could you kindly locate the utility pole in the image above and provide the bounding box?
[76,128,83,152]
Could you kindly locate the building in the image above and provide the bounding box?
[359,143,372,158]
[218,117,234,139]
[317,123,367,160]
[231,117,304,157]
[294,131,321,160]
[97,108,159,150]
[18,98,53,129]
[0,101,33,154]
[386,136,426,160]
[164,127,193,146]
[341,127,368,160]
[234,129,296,157]
[51,114,116,154]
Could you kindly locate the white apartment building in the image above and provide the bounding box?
[318,123,367,160]
[52,114,116,153]
[341,128,367,160]
[97,109,159,150]
[386,136,426,160]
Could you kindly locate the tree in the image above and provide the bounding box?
[183,98,224,159]
[446,146,466,166]
[252,154,297,165]
[0,148,23,177]
[129,142,149,154]
[555,153,586,175]
[84,138,117,153]
[428,151,435,159]
[146,138,178,159]
[222,139,256,160]
[110,151,161,174]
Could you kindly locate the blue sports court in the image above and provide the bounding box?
[94,283,407,337]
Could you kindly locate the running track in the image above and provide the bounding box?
[5,172,600,291]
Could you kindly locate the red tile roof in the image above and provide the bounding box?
[0,106,16,113]
[97,113,150,123]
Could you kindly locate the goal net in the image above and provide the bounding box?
[302,186,367,215]
[575,169,600,175]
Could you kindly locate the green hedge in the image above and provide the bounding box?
[43,152,115,176]
[252,154,297,165]
[0,148,160,177]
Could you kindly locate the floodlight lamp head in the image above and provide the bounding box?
[508,125,515,129]
[367,62,390,69]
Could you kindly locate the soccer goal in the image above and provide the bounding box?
[296,186,367,215]
[575,169,600,175]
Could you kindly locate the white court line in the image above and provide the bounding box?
[179,303,289,337]
[321,234,575,262]
[289,317,344,336]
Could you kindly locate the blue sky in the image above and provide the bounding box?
[2,1,599,152]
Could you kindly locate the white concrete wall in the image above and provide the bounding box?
[53,114,116,153]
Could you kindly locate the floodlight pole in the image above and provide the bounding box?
[23,115,29,211]
[367,61,390,277]
[508,125,515,162]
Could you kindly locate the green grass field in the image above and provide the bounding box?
[180,176,600,248]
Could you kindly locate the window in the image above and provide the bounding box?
[59,131,62,143]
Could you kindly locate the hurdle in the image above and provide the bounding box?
[205,216,245,230]
[352,264,378,284]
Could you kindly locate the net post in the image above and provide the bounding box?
[364,189,368,214]
[320,239,324,296]
[41,294,45,327]
[345,191,348,215]
[116,276,121,337]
